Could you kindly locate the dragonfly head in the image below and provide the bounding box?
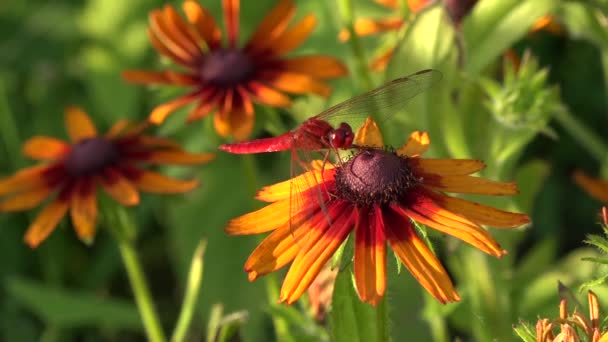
[329,122,354,149]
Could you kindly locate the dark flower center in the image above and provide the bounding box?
[335,149,419,206]
[200,48,254,87]
[65,137,119,177]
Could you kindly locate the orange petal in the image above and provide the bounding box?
[22,136,70,160]
[225,200,291,235]
[266,15,317,56]
[70,180,97,244]
[147,28,192,66]
[407,0,430,12]
[409,158,486,176]
[255,168,330,202]
[573,170,608,204]
[0,186,53,212]
[248,81,292,107]
[370,48,395,72]
[353,18,404,36]
[354,206,387,305]
[0,165,53,195]
[427,190,530,228]
[422,175,519,195]
[384,206,460,303]
[137,150,215,165]
[122,70,197,85]
[132,170,199,194]
[99,169,140,206]
[24,199,69,248]
[247,0,295,50]
[65,106,97,142]
[213,108,255,141]
[223,0,239,47]
[183,0,222,49]
[397,131,430,157]
[281,56,348,79]
[245,224,300,280]
[149,9,197,63]
[162,5,201,57]
[262,72,331,97]
[149,92,199,124]
[186,89,220,122]
[375,0,399,10]
[354,117,384,148]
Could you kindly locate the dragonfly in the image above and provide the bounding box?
[220,69,442,247]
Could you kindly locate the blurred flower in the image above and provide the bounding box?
[225,118,529,305]
[123,0,347,141]
[0,107,213,248]
[534,290,608,342]
[573,170,608,204]
[530,15,563,35]
[307,263,338,322]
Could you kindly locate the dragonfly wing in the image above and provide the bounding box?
[314,69,442,130]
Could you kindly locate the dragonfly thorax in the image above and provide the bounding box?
[328,122,354,149]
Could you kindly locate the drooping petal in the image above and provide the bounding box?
[0,186,53,212]
[409,158,486,176]
[147,28,192,66]
[65,106,97,142]
[370,47,395,71]
[247,81,292,107]
[121,70,197,85]
[130,170,199,193]
[280,201,354,304]
[161,5,201,57]
[422,174,519,195]
[339,18,404,41]
[0,165,55,195]
[425,190,530,228]
[223,0,239,47]
[397,131,430,157]
[213,106,255,141]
[99,169,140,206]
[186,89,220,122]
[134,150,215,165]
[384,205,460,303]
[573,170,608,204]
[70,179,97,244]
[280,56,348,79]
[24,199,70,248]
[255,168,332,202]
[247,0,295,50]
[263,15,317,56]
[261,71,331,97]
[183,0,222,49]
[354,206,387,305]
[354,117,384,148]
[149,92,200,124]
[149,9,198,63]
[22,136,70,160]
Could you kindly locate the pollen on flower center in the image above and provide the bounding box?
[65,137,118,177]
[335,149,419,206]
[200,48,255,87]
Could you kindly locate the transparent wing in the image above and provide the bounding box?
[315,69,442,131]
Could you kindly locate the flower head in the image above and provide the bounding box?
[225,118,529,305]
[0,107,213,248]
[123,0,347,140]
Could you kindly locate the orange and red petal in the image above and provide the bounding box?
[161,5,202,57]
[149,91,200,124]
[263,15,317,56]
[247,81,292,107]
[351,17,404,38]
[70,179,98,244]
[147,28,193,66]
[281,56,348,79]
[383,206,460,303]
[354,117,384,148]
[426,190,530,228]
[99,169,140,206]
[213,107,255,141]
[255,168,332,202]
[149,9,199,64]
[24,199,70,248]
[0,164,55,196]
[186,91,220,122]
[422,174,519,195]
[130,169,199,194]
[222,0,240,47]
[225,198,309,235]
[247,0,295,51]
[397,131,430,157]
[573,170,608,204]
[354,206,387,305]
[64,106,97,143]
[183,0,222,50]
[397,195,505,257]
[279,202,354,304]
[22,136,70,160]
[262,72,331,97]
[370,47,395,72]
[122,70,198,86]
[409,158,486,176]
[0,186,53,212]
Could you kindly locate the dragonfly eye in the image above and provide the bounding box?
[330,130,345,148]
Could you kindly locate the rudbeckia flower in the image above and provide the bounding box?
[0,107,213,248]
[573,170,608,204]
[225,118,529,305]
[123,0,347,141]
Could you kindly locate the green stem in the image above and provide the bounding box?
[553,108,608,163]
[423,294,448,342]
[376,295,389,342]
[339,0,374,90]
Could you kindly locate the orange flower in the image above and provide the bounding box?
[225,118,529,305]
[0,107,213,248]
[123,0,347,141]
[573,170,608,204]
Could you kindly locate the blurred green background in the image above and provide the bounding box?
[1,0,608,341]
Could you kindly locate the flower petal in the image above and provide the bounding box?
[573,170,608,204]
[247,81,292,107]
[162,5,201,57]
[213,107,255,141]
[149,92,199,124]
[0,186,53,212]
[376,0,399,10]
[281,56,348,79]
[70,179,97,244]
[397,131,430,157]
[147,28,192,66]
[354,206,387,305]
[22,136,70,160]
[340,18,404,41]
[131,170,199,194]
[422,175,519,195]
[247,0,295,50]
[226,200,291,235]
[384,206,460,303]
[370,47,395,72]
[65,106,97,142]
[122,70,197,86]
[409,159,486,176]
[149,9,197,63]
[262,72,331,97]
[255,168,332,202]
[265,15,317,56]
[99,169,140,206]
[183,0,222,49]
[223,0,239,47]
[24,199,69,248]
[0,165,54,195]
[354,117,384,148]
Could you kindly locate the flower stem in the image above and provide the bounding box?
[338,0,374,90]
[376,295,389,342]
[553,107,608,163]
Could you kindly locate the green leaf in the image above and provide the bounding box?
[512,320,537,342]
[5,277,141,330]
[514,159,551,214]
[463,0,557,76]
